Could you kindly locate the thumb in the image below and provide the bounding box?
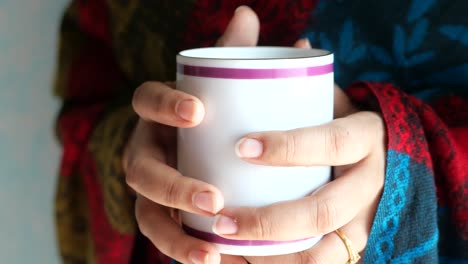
[334,84,358,118]
[216,6,260,47]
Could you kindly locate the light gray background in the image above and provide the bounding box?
[0,0,68,262]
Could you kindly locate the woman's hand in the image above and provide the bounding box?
[215,87,386,264]
[124,6,262,264]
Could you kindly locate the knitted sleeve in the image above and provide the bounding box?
[346,82,467,263]
[53,1,193,263]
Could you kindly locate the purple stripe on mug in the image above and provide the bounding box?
[183,225,313,246]
[177,64,333,79]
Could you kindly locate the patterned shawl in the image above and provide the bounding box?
[54,0,467,263]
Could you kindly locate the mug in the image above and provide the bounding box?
[176,47,334,256]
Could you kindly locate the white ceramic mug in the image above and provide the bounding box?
[176,47,334,256]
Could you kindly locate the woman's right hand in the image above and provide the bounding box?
[123,6,260,264]
[125,81,228,264]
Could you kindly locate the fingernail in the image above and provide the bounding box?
[193,192,222,214]
[176,99,204,123]
[212,215,238,235]
[235,138,263,158]
[189,250,208,264]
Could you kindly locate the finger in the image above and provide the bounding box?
[247,197,374,264]
[235,111,385,166]
[216,6,260,47]
[123,119,176,174]
[245,224,368,264]
[211,157,382,240]
[135,195,221,264]
[126,148,224,215]
[299,223,368,264]
[132,81,205,127]
[293,38,311,49]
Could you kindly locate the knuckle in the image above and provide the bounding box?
[125,157,143,189]
[133,82,169,118]
[132,82,149,113]
[300,250,324,264]
[324,124,349,163]
[252,208,273,240]
[152,86,169,110]
[279,131,299,164]
[161,178,181,207]
[314,200,337,233]
[286,132,298,164]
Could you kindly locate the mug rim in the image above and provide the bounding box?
[178,46,332,61]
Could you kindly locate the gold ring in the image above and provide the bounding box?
[335,229,361,264]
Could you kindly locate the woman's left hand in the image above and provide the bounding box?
[216,83,386,264]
